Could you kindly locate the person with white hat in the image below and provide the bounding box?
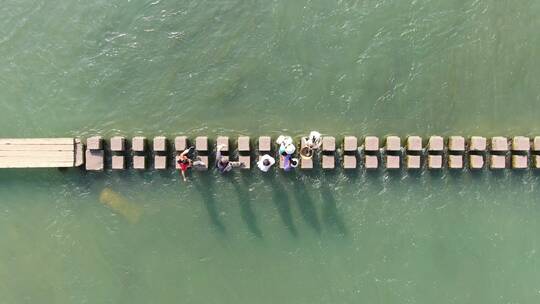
[277,135,297,171]
[257,154,275,172]
[277,136,295,154]
[277,136,295,155]
[306,131,322,149]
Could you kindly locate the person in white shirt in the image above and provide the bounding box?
[257,154,275,172]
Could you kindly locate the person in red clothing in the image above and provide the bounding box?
[177,147,193,182]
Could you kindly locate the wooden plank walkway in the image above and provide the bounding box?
[0,138,83,168]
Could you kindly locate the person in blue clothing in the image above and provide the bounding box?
[276,135,299,172]
[279,142,298,172]
[283,153,293,171]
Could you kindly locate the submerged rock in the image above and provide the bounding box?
[99,188,142,224]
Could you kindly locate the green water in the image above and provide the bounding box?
[1,0,540,303]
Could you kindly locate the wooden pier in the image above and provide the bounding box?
[2,135,540,172]
[0,138,83,168]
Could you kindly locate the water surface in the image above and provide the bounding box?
[1,0,540,303]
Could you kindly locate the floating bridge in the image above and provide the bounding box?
[0,135,539,171]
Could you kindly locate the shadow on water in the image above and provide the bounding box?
[386,169,402,182]
[343,168,359,182]
[448,168,466,179]
[407,168,422,180]
[265,173,298,237]
[231,174,262,238]
[427,169,444,179]
[469,167,487,182]
[192,172,226,234]
[321,174,348,237]
[290,174,322,234]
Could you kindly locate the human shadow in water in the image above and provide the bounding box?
[192,173,226,234]
[265,174,298,237]
[231,175,262,238]
[320,181,348,236]
[291,176,321,234]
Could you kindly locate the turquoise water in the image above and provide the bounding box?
[1,0,540,303]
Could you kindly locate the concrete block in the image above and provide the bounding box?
[174,136,188,151]
[154,155,167,169]
[153,136,167,152]
[217,136,229,152]
[386,136,401,152]
[469,155,484,169]
[322,155,335,169]
[238,136,250,152]
[322,137,336,152]
[300,137,315,169]
[85,150,104,171]
[364,136,379,152]
[238,155,250,169]
[470,136,487,151]
[512,155,528,169]
[300,137,317,170]
[75,139,84,167]
[512,136,530,152]
[132,137,146,152]
[365,155,378,169]
[344,136,358,152]
[343,155,356,169]
[406,136,422,152]
[448,136,465,152]
[448,155,463,169]
[111,155,125,170]
[534,137,540,152]
[259,136,271,152]
[87,136,102,150]
[110,136,125,152]
[535,155,540,169]
[406,155,421,169]
[428,155,443,169]
[301,157,313,169]
[428,136,444,152]
[195,136,208,152]
[386,155,400,169]
[133,155,146,170]
[490,155,506,169]
[491,137,508,152]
